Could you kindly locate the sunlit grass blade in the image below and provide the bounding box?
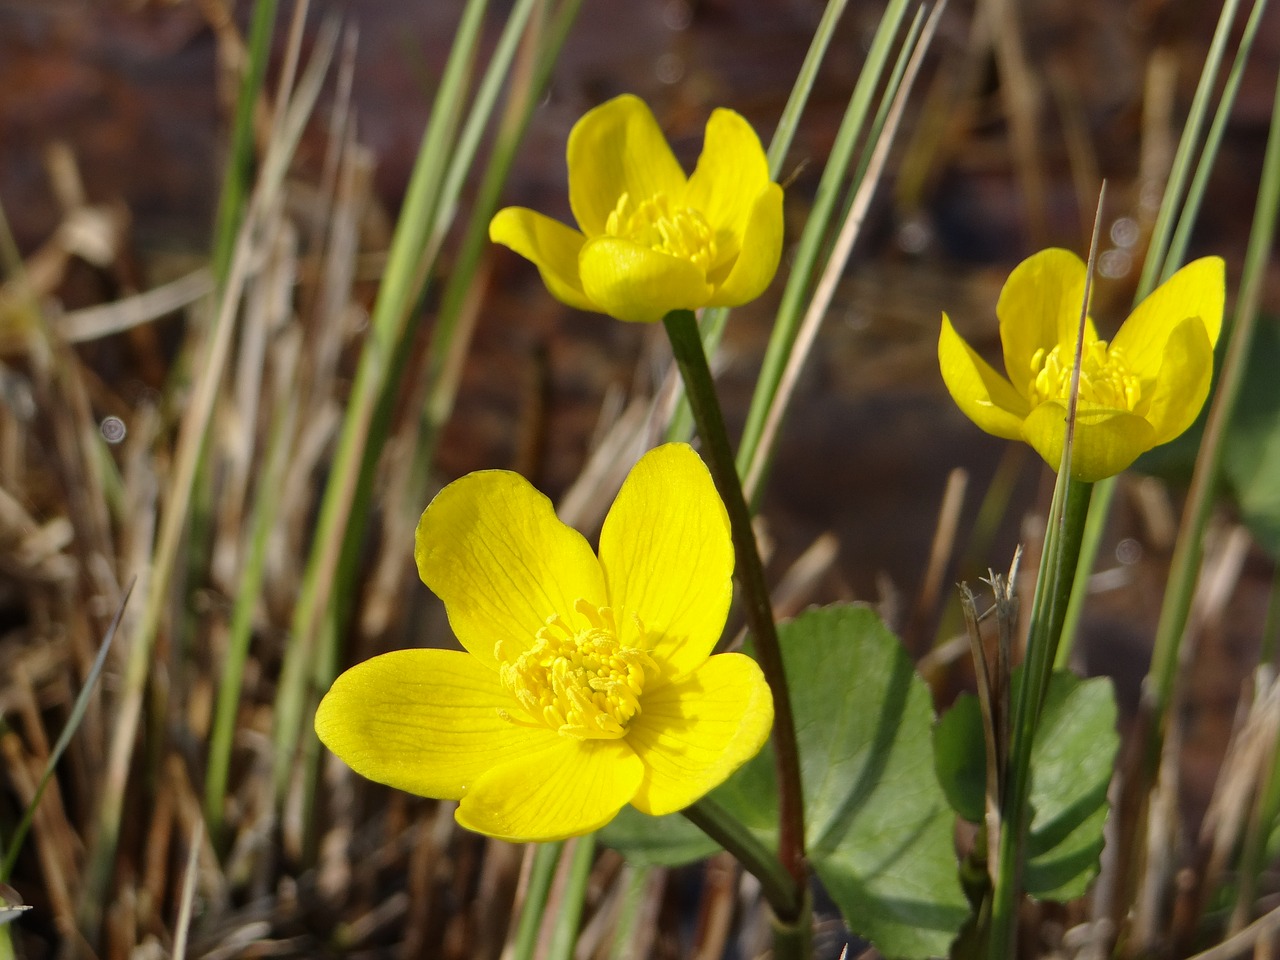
[1164,0,1270,278]
[0,580,134,881]
[269,0,490,806]
[210,0,278,283]
[81,18,338,935]
[510,842,564,960]
[1145,56,1280,753]
[204,342,300,841]
[419,0,585,463]
[665,0,858,444]
[1056,0,1266,665]
[545,835,597,960]
[734,0,915,487]
[742,1,942,502]
[1136,0,1246,295]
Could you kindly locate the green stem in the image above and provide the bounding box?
[682,798,801,921]
[511,842,563,960]
[546,834,596,960]
[988,478,1093,960]
[661,309,806,909]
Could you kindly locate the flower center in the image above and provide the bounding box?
[496,600,657,740]
[1029,339,1141,411]
[605,191,718,271]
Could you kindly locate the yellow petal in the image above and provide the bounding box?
[489,207,595,313]
[1111,256,1225,379]
[1137,315,1215,445]
[315,649,559,800]
[416,470,606,668]
[705,183,784,307]
[626,653,773,816]
[1021,401,1154,482]
[938,314,1029,439]
[567,94,687,238]
[456,738,643,842]
[683,108,772,257]
[996,249,1089,397]
[598,443,734,678]
[579,237,713,323]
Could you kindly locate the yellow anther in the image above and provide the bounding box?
[497,602,657,740]
[605,192,718,271]
[1028,339,1142,411]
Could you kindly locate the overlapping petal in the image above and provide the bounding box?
[1111,256,1225,377]
[415,470,605,667]
[684,107,773,252]
[457,738,644,842]
[1021,402,1154,482]
[627,653,774,816]
[567,94,687,238]
[314,649,558,800]
[579,237,714,324]
[1132,316,1215,444]
[996,249,1089,398]
[488,207,593,312]
[599,443,734,678]
[706,184,784,307]
[938,315,1028,440]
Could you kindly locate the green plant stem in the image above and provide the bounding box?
[682,798,800,921]
[546,834,596,960]
[607,865,653,960]
[988,478,1093,960]
[1055,474,1113,668]
[661,309,806,910]
[511,841,563,960]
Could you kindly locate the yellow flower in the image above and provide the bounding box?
[315,443,773,842]
[938,249,1225,482]
[489,94,784,324]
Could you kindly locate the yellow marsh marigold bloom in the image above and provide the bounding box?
[315,443,773,842]
[938,249,1225,482]
[489,94,784,324]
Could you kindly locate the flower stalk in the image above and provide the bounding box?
[662,308,807,904]
[987,476,1093,960]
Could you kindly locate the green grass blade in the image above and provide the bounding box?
[511,842,564,960]
[1164,0,1270,277]
[1,580,134,881]
[1147,60,1280,733]
[665,0,854,445]
[1136,0,1244,295]
[742,2,941,501]
[735,0,914,481]
[81,21,339,937]
[1056,0,1264,664]
[269,0,490,803]
[211,0,278,283]
[546,834,596,960]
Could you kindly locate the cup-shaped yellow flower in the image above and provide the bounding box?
[315,442,773,842]
[938,249,1225,482]
[489,94,783,324]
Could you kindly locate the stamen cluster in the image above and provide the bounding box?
[1029,340,1141,411]
[606,192,718,272]
[498,600,656,740]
